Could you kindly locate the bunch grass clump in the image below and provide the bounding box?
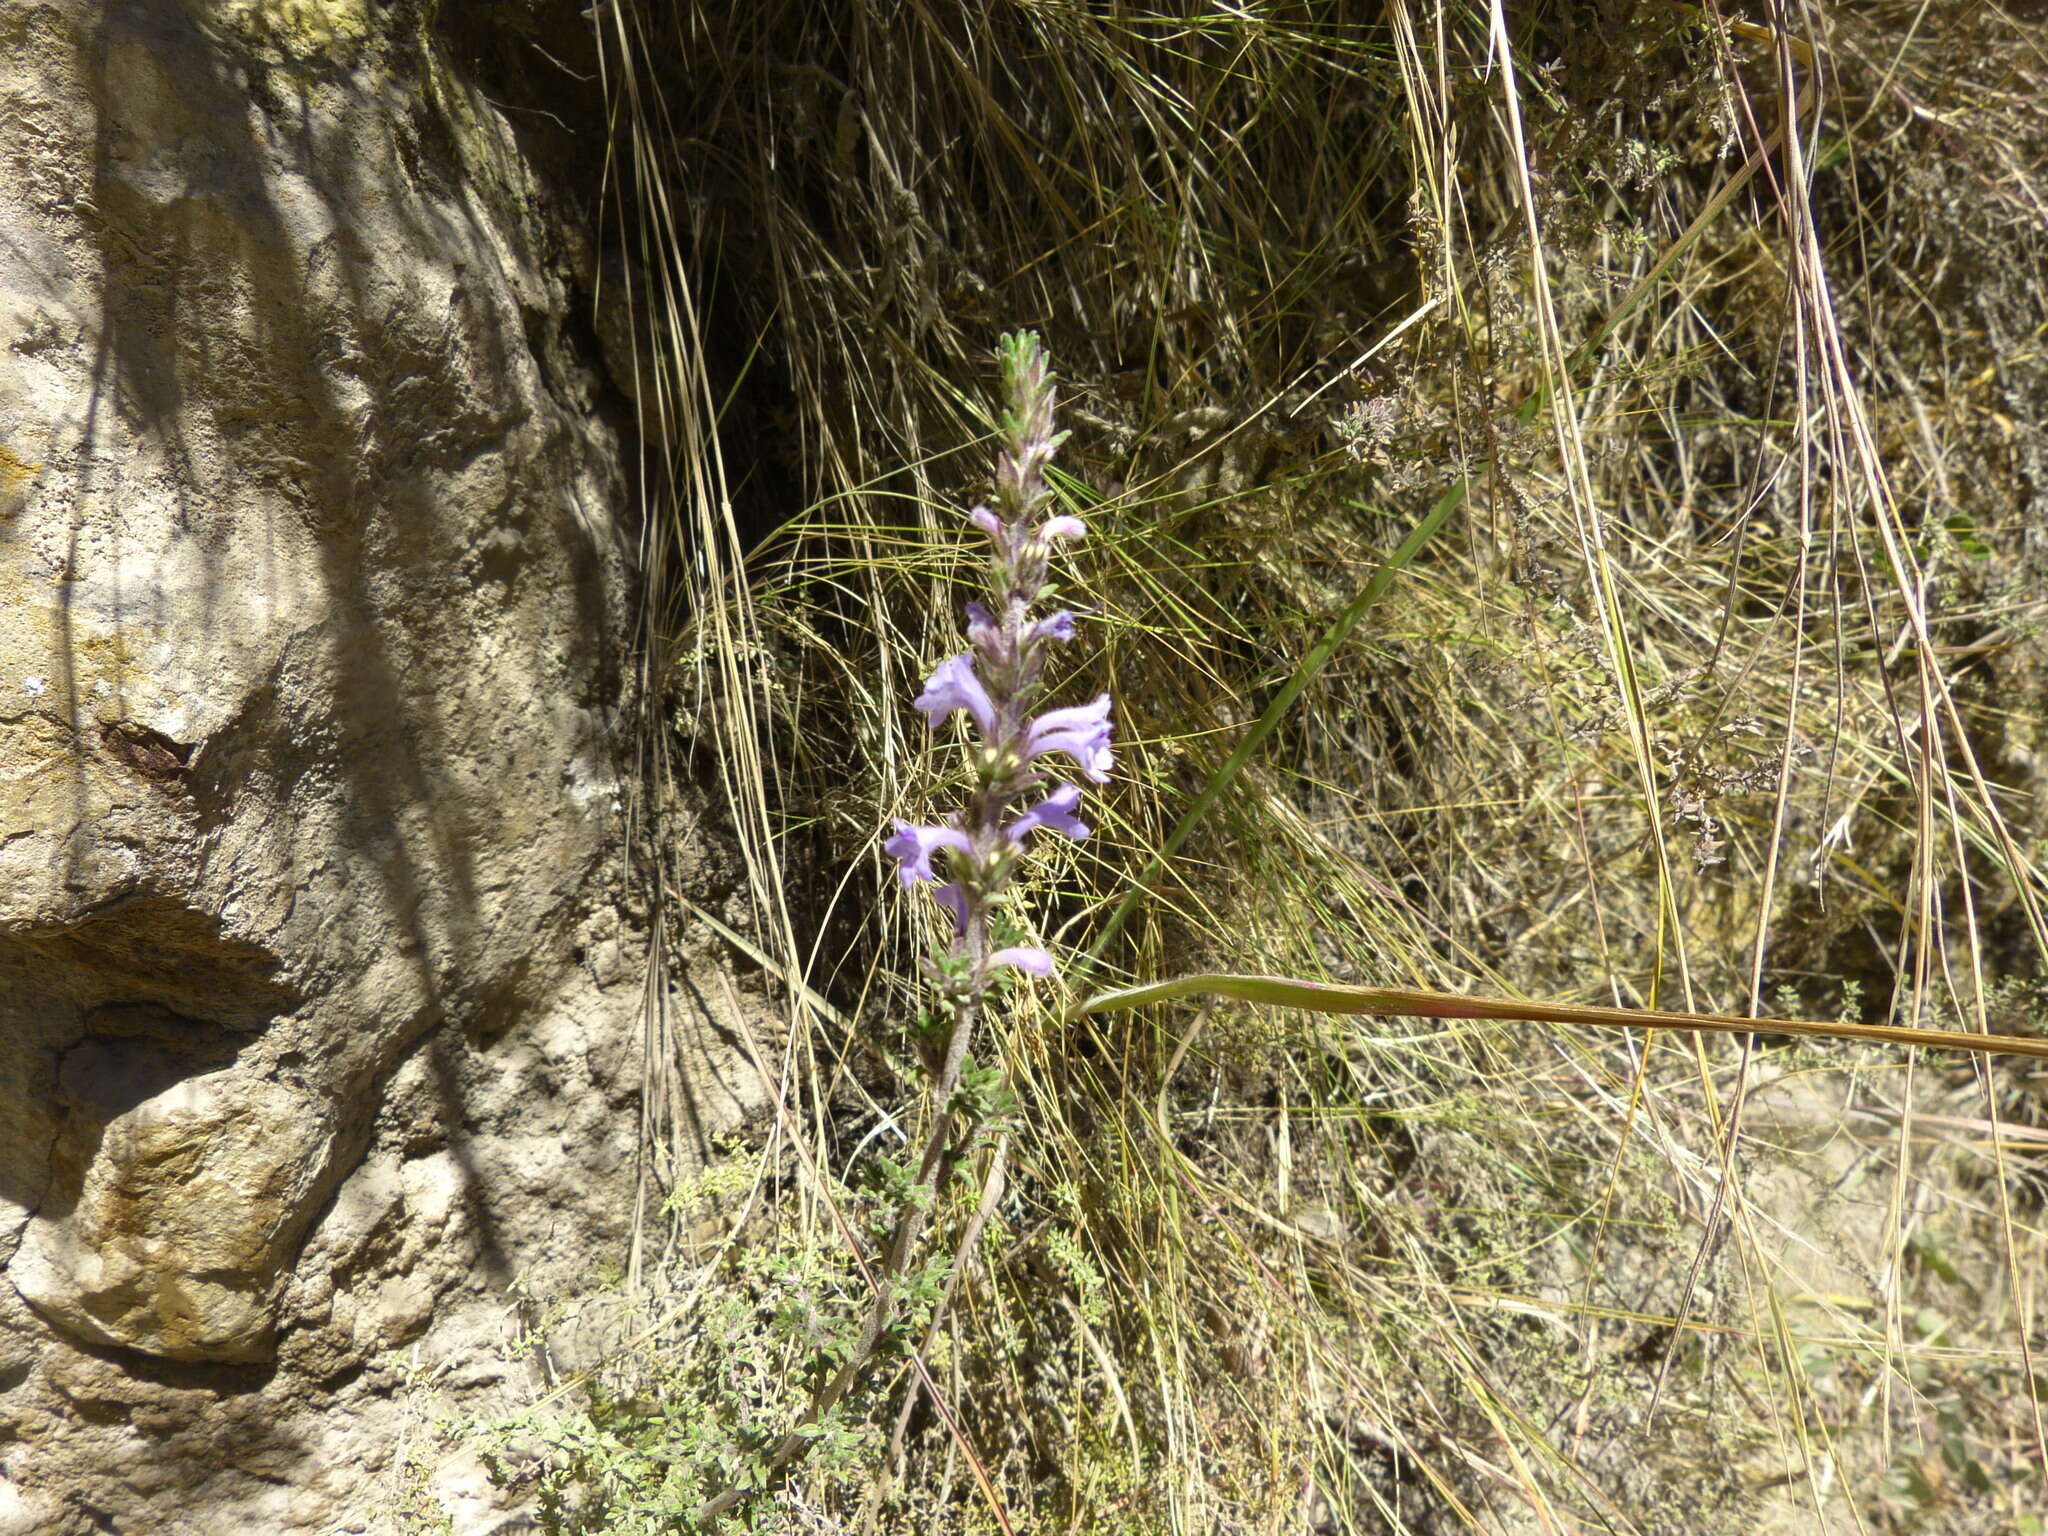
[524,1,2048,1530]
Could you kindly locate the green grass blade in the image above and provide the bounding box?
[1081,475,1471,973]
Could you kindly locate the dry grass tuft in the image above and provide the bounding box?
[577,2,2048,1530]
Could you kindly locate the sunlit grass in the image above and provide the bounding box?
[555,1,2048,1530]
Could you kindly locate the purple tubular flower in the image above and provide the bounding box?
[1005,784,1090,844]
[970,506,1003,539]
[934,883,970,936]
[990,946,1055,976]
[1040,515,1085,541]
[914,654,996,735]
[966,600,999,651]
[1023,694,1114,783]
[884,822,975,886]
[1032,610,1076,645]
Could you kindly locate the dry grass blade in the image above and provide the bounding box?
[1071,973,2048,1062]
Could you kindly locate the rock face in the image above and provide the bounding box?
[0,3,757,1530]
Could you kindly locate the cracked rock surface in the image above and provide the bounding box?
[0,3,759,1530]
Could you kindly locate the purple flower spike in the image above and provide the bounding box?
[1023,694,1115,782]
[1033,610,1076,644]
[914,654,996,735]
[990,945,1055,976]
[887,338,1094,1018]
[884,822,975,886]
[1006,784,1090,844]
[934,883,971,936]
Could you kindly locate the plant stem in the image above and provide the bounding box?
[693,995,985,1528]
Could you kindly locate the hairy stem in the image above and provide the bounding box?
[694,996,984,1527]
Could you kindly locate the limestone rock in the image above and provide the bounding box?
[12,1069,333,1362]
[0,0,764,1529]
[0,0,633,1354]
